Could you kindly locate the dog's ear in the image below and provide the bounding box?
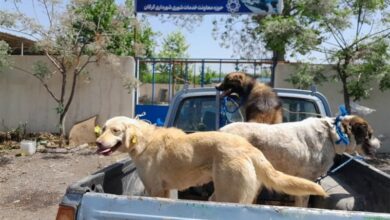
[342,116,372,145]
[125,125,138,149]
[350,121,371,145]
[341,119,352,135]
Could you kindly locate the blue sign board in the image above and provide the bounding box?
[135,0,283,15]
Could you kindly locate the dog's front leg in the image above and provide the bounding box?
[149,186,170,198]
[294,196,309,207]
[139,174,169,198]
[208,193,216,201]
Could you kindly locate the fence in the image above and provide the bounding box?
[135,57,275,105]
[134,58,275,124]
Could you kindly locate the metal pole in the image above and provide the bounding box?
[253,60,257,78]
[193,63,196,88]
[219,59,222,82]
[271,51,278,87]
[151,59,156,104]
[133,12,138,117]
[185,60,189,87]
[134,57,139,105]
[201,60,205,87]
[168,60,172,102]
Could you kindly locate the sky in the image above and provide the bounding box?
[145,15,234,59]
[1,0,275,74]
[1,0,371,64]
[1,0,237,59]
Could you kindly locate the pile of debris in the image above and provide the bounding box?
[0,131,61,152]
[0,116,98,155]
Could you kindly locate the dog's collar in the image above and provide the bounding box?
[334,105,350,145]
[222,96,243,114]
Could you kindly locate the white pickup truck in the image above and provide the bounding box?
[56,87,390,220]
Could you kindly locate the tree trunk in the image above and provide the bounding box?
[57,69,79,147]
[270,50,285,87]
[337,54,352,114]
[341,75,351,114]
[59,111,67,147]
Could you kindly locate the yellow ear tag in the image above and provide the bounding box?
[94,126,102,137]
[131,136,137,144]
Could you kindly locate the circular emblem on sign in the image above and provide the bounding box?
[227,0,241,13]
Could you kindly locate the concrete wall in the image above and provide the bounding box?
[0,56,135,134]
[275,63,390,152]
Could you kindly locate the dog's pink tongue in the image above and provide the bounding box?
[97,148,111,155]
[101,148,111,153]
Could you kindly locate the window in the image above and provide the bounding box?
[173,95,321,132]
[280,97,320,122]
[174,97,217,132]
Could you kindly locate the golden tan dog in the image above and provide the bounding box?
[216,72,282,124]
[96,116,326,204]
[220,115,381,206]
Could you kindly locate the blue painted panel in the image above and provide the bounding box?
[135,104,169,126]
[136,0,283,15]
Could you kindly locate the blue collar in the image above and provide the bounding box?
[222,96,243,114]
[334,105,350,145]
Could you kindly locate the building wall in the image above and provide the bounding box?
[0,56,135,134]
[275,63,390,152]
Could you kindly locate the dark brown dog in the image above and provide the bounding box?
[216,72,282,124]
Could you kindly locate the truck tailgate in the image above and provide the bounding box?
[77,193,390,220]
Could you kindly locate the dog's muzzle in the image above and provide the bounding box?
[362,137,381,157]
[96,140,122,156]
[215,84,232,97]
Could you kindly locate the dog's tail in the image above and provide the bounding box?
[252,153,327,197]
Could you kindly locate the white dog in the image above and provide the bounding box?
[220,115,380,206]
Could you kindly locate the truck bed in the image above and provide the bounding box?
[61,154,390,219]
[76,193,390,220]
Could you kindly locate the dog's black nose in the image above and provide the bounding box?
[96,141,103,148]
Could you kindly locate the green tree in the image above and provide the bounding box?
[74,0,157,89]
[212,0,337,60]
[325,1,390,113]
[159,31,189,95]
[210,1,339,87]
[159,31,189,58]
[287,0,390,113]
[140,31,189,84]
[71,0,156,57]
[193,67,219,85]
[0,0,151,141]
[285,63,326,89]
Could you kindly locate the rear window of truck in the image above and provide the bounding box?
[173,96,320,132]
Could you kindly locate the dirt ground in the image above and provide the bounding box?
[0,146,128,220]
[0,146,389,220]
